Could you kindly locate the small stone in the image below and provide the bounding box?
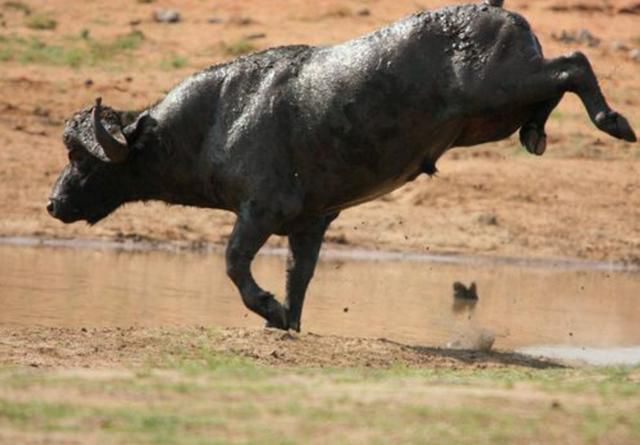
[229,16,253,26]
[84,78,94,88]
[610,41,629,52]
[630,48,640,61]
[552,29,600,47]
[343,307,349,313]
[245,33,266,40]
[577,29,600,47]
[33,106,49,117]
[129,19,142,26]
[278,331,298,341]
[356,8,371,16]
[207,16,224,24]
[153,9,180,24]
[477,213,499,226]
[618,2,640,14]
[551,30,574,44]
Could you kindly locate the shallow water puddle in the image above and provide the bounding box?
[0,244,639,364]
[517,346,640,366]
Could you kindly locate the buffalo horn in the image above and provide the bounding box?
[92,97,129,162]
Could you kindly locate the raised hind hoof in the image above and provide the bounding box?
[595,111,637,142]
[519,124,547,156]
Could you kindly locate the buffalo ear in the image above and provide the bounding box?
[123,113,157,151]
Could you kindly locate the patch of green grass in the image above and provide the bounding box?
[25,12,57,30]
[111,30,144,50]
[221,39,257,57]
[2,36,85,67]
[580,408,640,445]
[3,0,31,15]
[160,54,189,70]
[161,349,267,378]
[0,45,13,62]
[133,327,271,379]
[0,30,145,68]
[0,399,79,430]
[87,30,145,60]
[554,366,640,399]
[299,363,640,405]
[0,363,639,444]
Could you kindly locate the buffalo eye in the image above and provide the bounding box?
[68,149,85,163]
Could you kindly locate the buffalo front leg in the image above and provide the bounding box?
[226,213,288,330]
[284,213,338,332]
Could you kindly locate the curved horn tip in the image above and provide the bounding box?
[92,98,130,163]
[95,97,102,108]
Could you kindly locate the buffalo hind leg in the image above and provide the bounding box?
[514,52,636,142]
[561,52,636,141]
[284,213,339,332]
[226,209,288,329]
[519,96,562,156]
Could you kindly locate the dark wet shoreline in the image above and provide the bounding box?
[1,235,638,272]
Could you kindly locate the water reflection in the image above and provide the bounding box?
[0,244,639,351]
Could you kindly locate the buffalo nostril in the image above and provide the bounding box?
[46,200,55,215]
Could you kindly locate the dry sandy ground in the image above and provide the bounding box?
[0,0,639,263]
[0,326,558,369]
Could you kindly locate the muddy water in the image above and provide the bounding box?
[1,244,639,355]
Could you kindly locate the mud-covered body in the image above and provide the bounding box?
[146,5,545,221]
[48,2,636,331]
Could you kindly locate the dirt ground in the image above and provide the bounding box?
[2,327,640,445]
[0,0,639,263]
[0,326,558,369]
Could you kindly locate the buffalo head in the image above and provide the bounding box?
[47,98,155,224]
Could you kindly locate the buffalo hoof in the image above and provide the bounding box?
[595,111,637,142]
[266,320,300,332]
[288,320,301,332]
[519,124,547,156]
[263,298,289,330]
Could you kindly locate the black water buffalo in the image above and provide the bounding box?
[48,1,636,331]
